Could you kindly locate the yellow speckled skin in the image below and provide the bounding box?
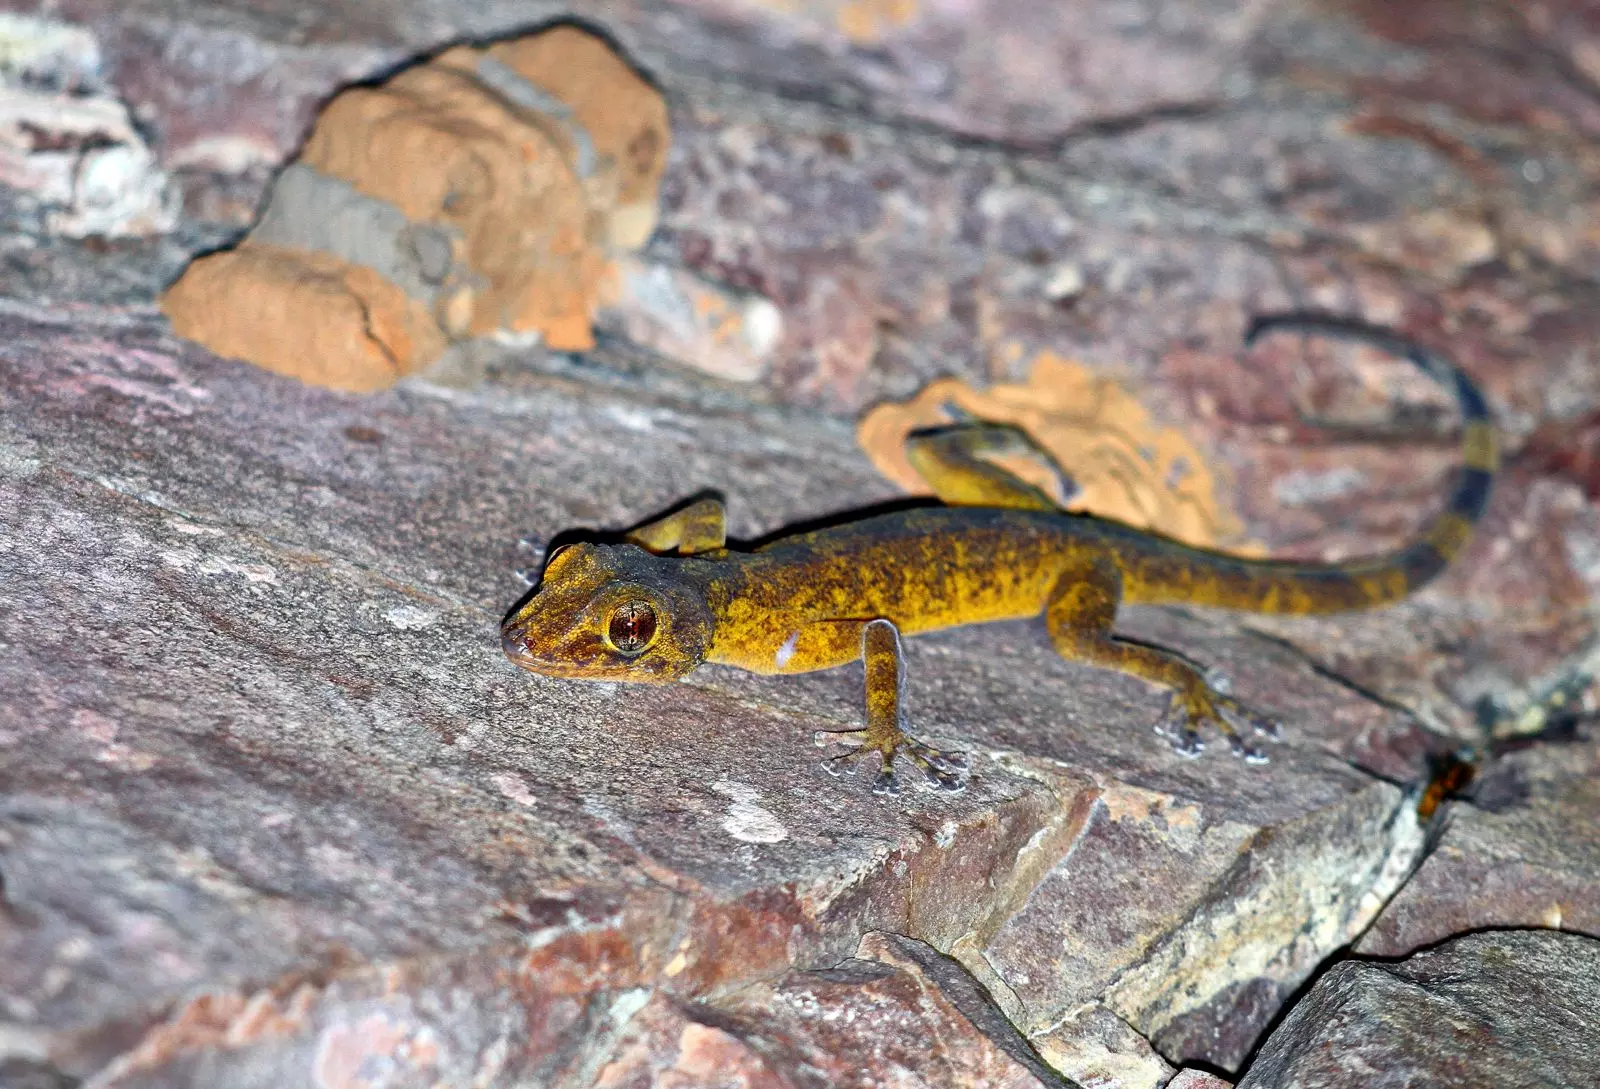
[503,316,1497,791]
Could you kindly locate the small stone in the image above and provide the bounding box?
[0,86,175,237]
[600,255,782,382]
[1042,263,1085,301]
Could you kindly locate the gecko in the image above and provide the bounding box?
[501,314,1498,794]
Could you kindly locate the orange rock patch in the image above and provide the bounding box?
[162,27,669,392]
[857,352,1258,552]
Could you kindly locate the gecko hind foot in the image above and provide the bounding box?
[817,729,970,794]
[1157,689,1279,765]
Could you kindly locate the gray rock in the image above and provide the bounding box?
[1359,734,1600,958]
[1240,930,1600,1089]
[4,0,1600,1084]
[0,298,1436,1083]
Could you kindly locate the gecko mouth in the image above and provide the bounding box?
[500,622,606,677]
[500,622,541,667]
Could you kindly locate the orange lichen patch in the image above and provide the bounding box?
[163,245,447,393]
[857,352,1257,551]
[161,26,668,391]
[485,26,672,250]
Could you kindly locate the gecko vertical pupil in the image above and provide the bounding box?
[609,601,657,654]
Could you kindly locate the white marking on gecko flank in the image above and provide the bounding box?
[775,630,801,668]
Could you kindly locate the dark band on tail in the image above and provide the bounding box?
[1245,313,1498,604]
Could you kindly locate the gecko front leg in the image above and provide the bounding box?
[822,618,970,794]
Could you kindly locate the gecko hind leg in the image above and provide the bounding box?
[821,619,970,794]
[1045,558,1278,762]
[1152,690,1278,763]
[624,495,726,554]
[905,423,1067,510]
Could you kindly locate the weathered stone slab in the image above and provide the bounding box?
[1358,731,1600,958]
[0,304,1434,1082]
[9,0,1600,741]
[5,0,1600,1084]
[1239,930,1600,1089]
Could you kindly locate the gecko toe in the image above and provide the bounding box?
[1251,714,1283,740]
[1216,694,1283,747]
[921,746,969,775]
[899,737,971,791]
[819,724,968,794]
[1157,688,1281,762]
[912,749,969,792]
[1226,733,1270,764]
[821,750,865,777]
[1156,696,1206,757]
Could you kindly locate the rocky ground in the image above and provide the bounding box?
[2,1,1599,1086]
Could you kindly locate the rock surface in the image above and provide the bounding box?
[1358,726,1600,958]
[2,0,1600,1087]
[1239,930,1600,1089]
[0,298,1427,1085]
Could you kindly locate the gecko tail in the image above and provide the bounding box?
[1242,313,1498,608]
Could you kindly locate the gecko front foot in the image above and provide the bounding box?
[1156,687,1279,765]
[817,728,970,794]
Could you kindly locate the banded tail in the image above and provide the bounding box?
[1123,313,1498,614]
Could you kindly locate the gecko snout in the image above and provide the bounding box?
[500,619,529,660]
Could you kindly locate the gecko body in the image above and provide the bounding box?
[502,315,1497,792]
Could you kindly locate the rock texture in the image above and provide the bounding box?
[1239,930,1600,1089]
[3,0,1600,1087]
[0,13,175,238]
[0,298,1430,1085]
[1358,726,1600,958]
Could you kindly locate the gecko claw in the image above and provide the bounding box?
[1226,734,1270,765]
[819,728,970,794]
[1158,689,1277,762]
[822,750,863,778]
[897,734,970,792]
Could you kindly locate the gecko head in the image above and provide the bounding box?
[501,542,715,684]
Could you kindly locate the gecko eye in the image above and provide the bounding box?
[607,600,657,655]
